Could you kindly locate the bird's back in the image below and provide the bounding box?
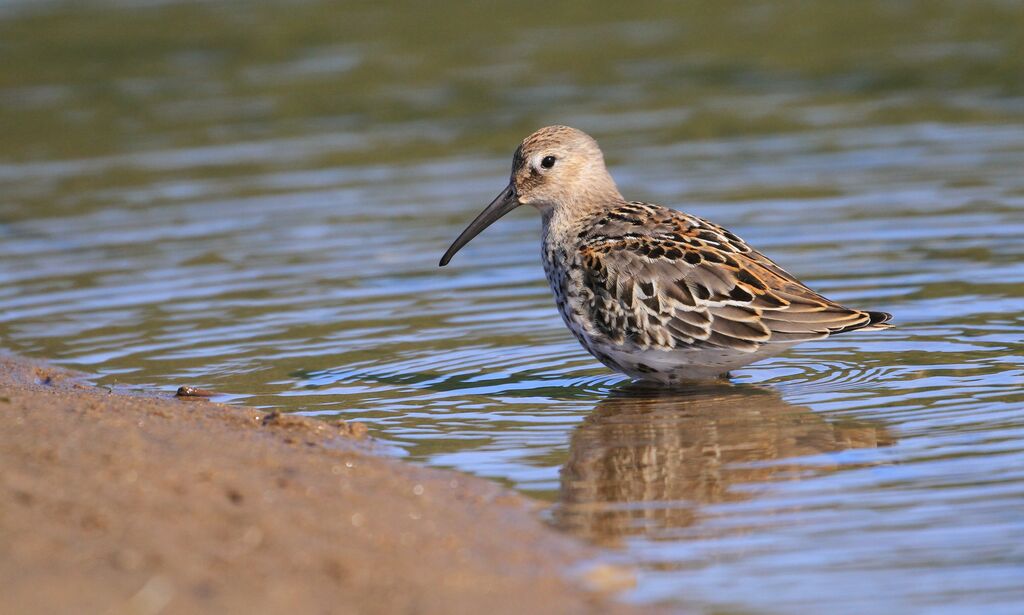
[542,200,891,383]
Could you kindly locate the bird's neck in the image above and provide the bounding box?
[542,190,627,244]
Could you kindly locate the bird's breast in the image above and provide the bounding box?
[541,231,599,344]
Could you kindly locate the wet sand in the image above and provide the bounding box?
[0,355,642,615]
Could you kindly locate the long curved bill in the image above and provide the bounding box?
[439,184,520,266]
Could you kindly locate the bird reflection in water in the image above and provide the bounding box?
[553,384,894,545]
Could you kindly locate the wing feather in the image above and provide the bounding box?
[576,202,891,355]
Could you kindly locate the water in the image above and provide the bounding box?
[1,1,1023,612]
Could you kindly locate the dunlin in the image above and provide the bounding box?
[440,126,891,384]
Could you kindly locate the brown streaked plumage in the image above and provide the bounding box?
[440,125,892,384]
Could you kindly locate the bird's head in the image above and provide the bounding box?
[439,125,621,266]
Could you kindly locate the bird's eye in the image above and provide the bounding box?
[540,155,557,169]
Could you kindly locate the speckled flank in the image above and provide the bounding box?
[461,126,891,384]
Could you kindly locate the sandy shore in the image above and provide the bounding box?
[0,355,643,615]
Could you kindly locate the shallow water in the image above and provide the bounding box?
[2,1,1023,612]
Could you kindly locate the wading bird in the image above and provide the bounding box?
[440,126,891,384]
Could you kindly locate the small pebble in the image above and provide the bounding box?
[175,385,216,399]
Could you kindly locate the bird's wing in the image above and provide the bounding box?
[576,202,891,353]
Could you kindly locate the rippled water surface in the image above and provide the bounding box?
[2,1,1023,612]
